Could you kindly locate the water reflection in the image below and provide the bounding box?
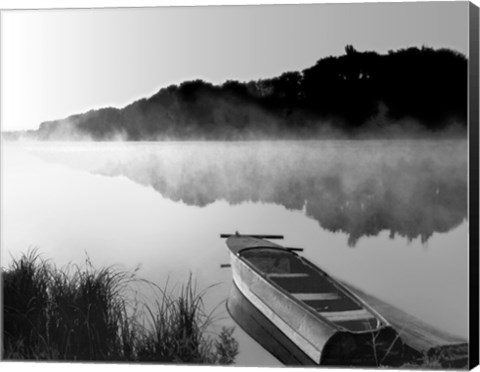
[26,140,466,246]
[2,140,469,360]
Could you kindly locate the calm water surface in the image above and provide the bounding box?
[2,140,468,366]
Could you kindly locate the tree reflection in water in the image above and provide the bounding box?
[83,140,466,246]
[26,140,466,247]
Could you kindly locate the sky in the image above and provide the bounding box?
[0,1,470,131]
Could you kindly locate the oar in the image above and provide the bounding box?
[220,233,284,239]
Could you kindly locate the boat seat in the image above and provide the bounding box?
[269,274,337,293]
[267,273,309,278]
[292,293,341,301]
[318,309,375,322]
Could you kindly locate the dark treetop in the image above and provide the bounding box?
[12,46,468,141]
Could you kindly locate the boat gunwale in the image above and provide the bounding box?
[299,255,391,327]
[232,247,339,332]
[232,244,389,334]
[232,256,327,363]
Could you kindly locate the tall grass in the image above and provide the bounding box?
[2,250,238,363]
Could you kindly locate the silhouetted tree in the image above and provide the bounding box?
[33,46,467,141]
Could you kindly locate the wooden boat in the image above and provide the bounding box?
[222,233,404,366]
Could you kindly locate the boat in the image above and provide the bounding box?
[222,233,404,366]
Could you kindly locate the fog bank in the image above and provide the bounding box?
[23,140,467,246]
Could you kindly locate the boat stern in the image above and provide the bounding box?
[320,326,405,366]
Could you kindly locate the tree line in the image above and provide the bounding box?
[33,46,467,140]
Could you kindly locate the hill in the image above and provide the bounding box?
[8,46,468,141]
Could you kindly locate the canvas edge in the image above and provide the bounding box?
[468,1,480,370]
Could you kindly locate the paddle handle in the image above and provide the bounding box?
[286,247,304,252]
[220,233,284,239]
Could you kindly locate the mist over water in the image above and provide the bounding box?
[2,139,468,364]
[23,140,467,246]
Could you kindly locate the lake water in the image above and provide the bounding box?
[1,140,468,366]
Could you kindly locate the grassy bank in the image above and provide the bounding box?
[2,251,238,363]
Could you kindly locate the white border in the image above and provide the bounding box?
[0,0,477,9]
[0,2,477,372]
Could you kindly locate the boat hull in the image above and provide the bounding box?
[231,251,335,363]
[226,280,317,365]
[225,235,405,365]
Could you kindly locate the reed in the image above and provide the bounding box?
[2,250,238,364]
[135,276,238,364]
